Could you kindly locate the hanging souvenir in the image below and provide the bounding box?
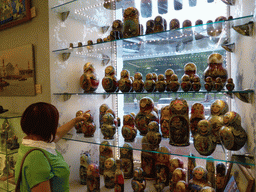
[194,119,217,156]
[160,105,171,138]
[169,98,190,146]
[169,74,180,92]
[165,68,175,91]
[131,167,146,192]
[81,112,96,137]
[158,0,168,14]
[99,141,113,175]
[118,69,132,92]
[101,113,116,139]
[102,65,118,92]
[188,166,211,191]
[203,53,228,90]
[226,78,235,91]
[80,62,99,93]
[170,168,186,191]
[215,163,226,192]
[122,114,137,142]
[146,121,162,150]
[75,110,84,133]
[219,111,247,151]
[132,72,144,92]
[87,163,100,192]
[120,143,134,179]
[206,156,215,189]
[114,159,124,192]
[141,0,152,18]
[190,103,205,137]
[104,158,116,188]
[155,74,166,92]
[207,100,229,144]
[123,7,140,38]
[144,73,155,92]
[80,151,91,185]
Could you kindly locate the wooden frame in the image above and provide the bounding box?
[0,0,31,31]
[225,161,254,192]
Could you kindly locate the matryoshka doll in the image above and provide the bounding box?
[131,167,146,192]
[104,158,116,188]
[188,166,211,191]
[75,110,84,133]
[118,69,132,92]
[80,62,99,93]
[192,76,201,92]
[87,163,100,192]
[188,154,196,182]
[154,15,165,33]
[200,186,216,192]
[219,111,247,151]
[170,168,186,192]
[182,63,199,88]
[204,77,213,92]
[145,19,154,34]
[169,98,190,146]
[102,65,118,92]
[215,163,226,192]
[122,113,137,142]
[226,78,235,91]
[214,77,224,92]
[207,100,229,144]
[120,143,134,179]
[155,146,170,189]
[80,151,91,185]
[123,7,140,38]
[101,112,116,139]
[169,157,184,187]
[112,19,123,39]
[165,68,175,91]
[160,105,171,138]
[81,111,96,137]
[203,53,228,89]
[169,74,180,92]
[135,97,159,135]
[181,75,192,92]
[99,141,113,175]
[194,119,216,156]
[132,72,144,92]
[114,159,124,192]
[174,180,188,192]
[144,73,155,92]
[190,103,205,137]
[146,121,162,150]
[99,104,109,128]
[206,157,215,189]
[155,74,166,92]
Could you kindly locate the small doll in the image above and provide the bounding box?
[154,16,165,33]
[101,112,116,140]
[144,73,155,92]
[114,159,124,192]
[204,77,213,92]
[145,19,154,34]
[131,167,146,192]
[200,186,216,192]
[181,75,192,92]
[174,180,188,192]
[160,106,171,138]
[214,77,224,92]
[226,78,235,91]
[75,110,84,133]
[188,154,196,183]
[155,74,166,92]
[192,76,201,92]
[132,72,144,92]
[122,114,137,142]
[169,74,180,92]
[99,141,113,175]
[165,68,175,91]
[99,104,109,129]
[120,143,134,179]
[190,103,205,136]
[145,121,161,150]
[170,168,186,191]
[118,69,132,92]
[169,157,184,185]
[87,163,100,192]
[123,7,140,38]
[81,112,96,137]
[80,151,91,185]
[104,158,116,188]
[206,156,215,189]
[80,62,99,93]
[188,166,211,191]
[102,65,118,92]
[215,163,226,192]
[112,19,123,39]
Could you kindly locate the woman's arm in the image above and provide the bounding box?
[31,180,51,192]
[54,110,90,143]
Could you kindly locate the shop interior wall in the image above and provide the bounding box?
[0,0,50,113]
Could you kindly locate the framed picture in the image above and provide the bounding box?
[0,44,35,96]
[225,162,254,192]
[0,0,32,31]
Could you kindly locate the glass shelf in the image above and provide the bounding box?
[63,132,254,167]
[52,15,253,60]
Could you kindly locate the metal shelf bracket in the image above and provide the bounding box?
[232,21,254,36]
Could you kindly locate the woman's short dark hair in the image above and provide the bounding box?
[21,102,59,142]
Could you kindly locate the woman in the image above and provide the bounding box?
[15,102,88,191]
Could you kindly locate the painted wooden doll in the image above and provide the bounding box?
[169,98,190,146]
[145,19,154,34]
[99,141,113,175]
[87,163,100,192]
[169,157,184,186]
[101,112,116,140]
[174,180,188,192]
[219,111,247,151]
[183,63,199,87]
[112,19,123,39]
[114,159,124,192]
[204,77,213,92]
[118,69,132,92]
[120,143,134,179]
[144,73,155,92]
[188,166,211,191]
[154,16,165,33]
[214,77,224,92]
[203,53,228,90]
[75,110,84,133]
[123,7,140,38]
[81,111,96,137]
[194,119,217,156]
[135,97,159,135]
[201,186,216,192]
[190,103,205,137]
[170,168,186,191]
[155,74,166,92]
[122,114,137,142]
[160,105,171,138]
[206,156,215,189]
[131,167,146,192]
[132,72,144,92]
[226,78,235,91]
[80,62,99,93]
[146,121,161,150]
[165,68,175,91]
[215,163,226,192]
[80,151,91,185]
[192,76,201,92]
[169,74,180,92]
[155,146,170,190]
[207,100,229,144]
[181,75,192,92]
[188,154,196,183]
[99,104,109,129]
[104,158,116,188]
[102,65,118,92]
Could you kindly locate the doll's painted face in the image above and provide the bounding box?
[173,101,184,111]
[105,159,114,169]
[175,181,186,192]
[170,159,179,172]
[173,169,183,182]
[198,120,210,135]
[211,103,221,114]
[100,145,105,152]
[193,167,205,180]
[121,148,128,155]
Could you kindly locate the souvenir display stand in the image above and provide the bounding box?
[49,0,255,191]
